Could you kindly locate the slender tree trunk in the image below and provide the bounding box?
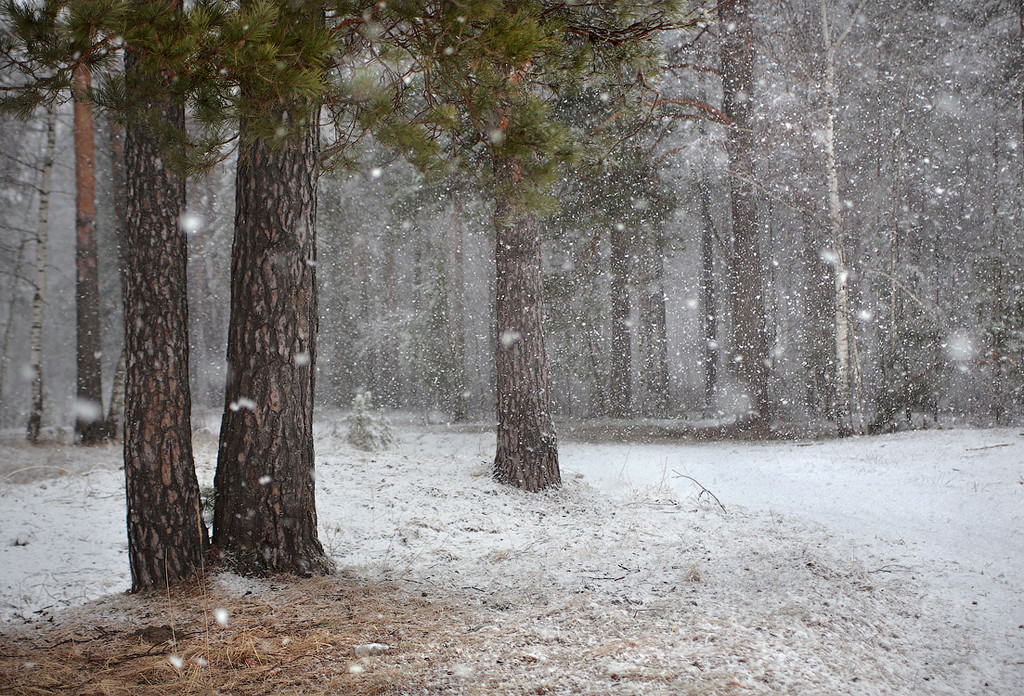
[800,212,835,416]
[697,179,718,413]
[821,0,854,436]
[720,0,771,427]
[449,192,470,421]
[638,225,669,416]
[379,232,399,408]
[26,106,57,444]
[0,230,29,428]
[105,118,128,439]
[122,46,208,591]
[72,64,106,444]
[213,109,329,576]
[608,222,632,417]
[492,157,559,492]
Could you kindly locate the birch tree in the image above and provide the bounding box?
[819,0,866,436]
[26,105,57,444]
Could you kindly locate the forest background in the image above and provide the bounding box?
[2,0,1023,440]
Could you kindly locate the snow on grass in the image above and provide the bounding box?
[1,418,1022,694]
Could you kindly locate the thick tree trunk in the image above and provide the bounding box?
[492,157,559,492]
[26,106,57,444]
[72,64,106,444]
[608,222,632,417]
[213,111,329,576]
[720,0,771,427]
[697,180,718,413]
[122,49,208,592]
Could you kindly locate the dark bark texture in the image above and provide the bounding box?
[73,64,106,444]
[122,52,208,592]
[213,114,329,576]
[492,158,560,492]
[720,0,771,426]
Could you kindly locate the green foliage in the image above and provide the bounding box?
[377,0,698,216]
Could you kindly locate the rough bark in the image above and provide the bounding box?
[26,106,57,444]
[122,49,208,591]
[720,0,771,427]
[608,222,632,417]
[492,157,560,492]
[213,111,329,577]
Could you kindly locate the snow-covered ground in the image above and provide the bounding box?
[1,417,1021,693]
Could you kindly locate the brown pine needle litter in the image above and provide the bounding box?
[0,574,466,696]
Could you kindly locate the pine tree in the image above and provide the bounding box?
[382,0,696,490]
[120,3,209,591]
[210,0,337,575]
[72,59,107,444]
[1,0,210,590]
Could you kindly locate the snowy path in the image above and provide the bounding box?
[558,428,1024,681]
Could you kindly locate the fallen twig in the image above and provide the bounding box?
[965,443,1010,451]
[672,471,726,513]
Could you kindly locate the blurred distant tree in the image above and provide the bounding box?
[71,58,106,444]
[719,0,771,429]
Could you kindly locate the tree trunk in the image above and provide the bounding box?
[105,117,128,439]
[697,179,718,413]
[492,157,559,492]
[122,48,208,592]
[26,105,57,444]
[638,225,669,416]
[449,192,470,421]
[1,227,29,428]
[608,222,632,417]
[821,0,854,436]
[213,110,329,577]
[72,63,106,444]
[720,0,771,427]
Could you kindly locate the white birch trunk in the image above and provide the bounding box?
[822,0,854,436]
[26,106,58,443]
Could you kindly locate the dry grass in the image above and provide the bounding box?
[0,574,472,696]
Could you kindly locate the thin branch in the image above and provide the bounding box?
[672,470,726,513]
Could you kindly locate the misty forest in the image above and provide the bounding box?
[1,1,1022,694]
